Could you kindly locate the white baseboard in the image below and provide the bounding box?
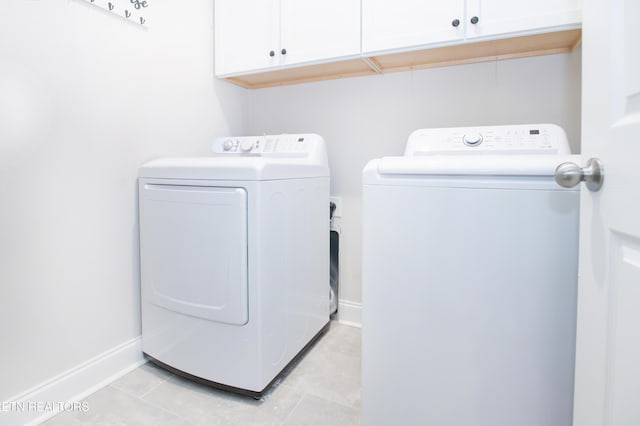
[336,300,362,328]
[1,337,145,426]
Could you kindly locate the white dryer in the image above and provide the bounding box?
[138,134,329,397]
[362,124,579,425]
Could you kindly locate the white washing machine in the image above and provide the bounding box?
[138,133,329,397]
[362,124,580,426]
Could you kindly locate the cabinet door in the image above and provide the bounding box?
[466,0,581,39]
[280,0,361,66]
[215,0,280,76]
[362,0,465,53]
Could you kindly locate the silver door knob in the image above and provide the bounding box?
[554,158,604,191]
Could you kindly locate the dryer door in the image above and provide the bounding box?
[140,183,248,326]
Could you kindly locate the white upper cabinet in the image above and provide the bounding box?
[362,0,581,54]
[466,0,581,40]
[280,0,360,65]
[362,0,465,53]
[217,0,582,88]
[215,0,280,76]
[215,0,361,77]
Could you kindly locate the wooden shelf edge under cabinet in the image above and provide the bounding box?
[222,58,378,89]
[367,28,582,74]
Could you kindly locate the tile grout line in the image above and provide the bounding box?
[138,371,175,400]
[105,369,186,422]
[105,382,185,421]
[279,391,306,425]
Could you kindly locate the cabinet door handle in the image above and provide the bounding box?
[269,50,275,57]
[470,16,479,24]
[281,48,287,55]
[451,18,460,27]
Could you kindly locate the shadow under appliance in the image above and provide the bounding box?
[138,134,330,397]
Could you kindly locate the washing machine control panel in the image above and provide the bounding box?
[213,134,316,157]
[406,124,571,156]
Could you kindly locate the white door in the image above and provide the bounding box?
[214,0,279,75]
[361,0,464,53]
[573,0,640,425]
[465,0,581,40]
[280,0,360,65]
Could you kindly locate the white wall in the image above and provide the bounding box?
[247,50,582,311]
[0,0,246,406]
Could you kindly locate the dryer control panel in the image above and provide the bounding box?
[213,134,318,157]
[405,124,571,156]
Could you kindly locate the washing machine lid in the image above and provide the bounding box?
[139,133,329,181]
[363,155,582,191]
[369,154,580,177]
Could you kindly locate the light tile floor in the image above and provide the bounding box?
[44,322,361,425]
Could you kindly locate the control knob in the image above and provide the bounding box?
[462,132,483,147]
[240,139,256,152]
[223,139,234,151]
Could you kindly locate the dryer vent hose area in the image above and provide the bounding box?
[329,201,339,316]
[330,230,339,316]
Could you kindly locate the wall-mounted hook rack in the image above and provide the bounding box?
[80,0,150,28]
